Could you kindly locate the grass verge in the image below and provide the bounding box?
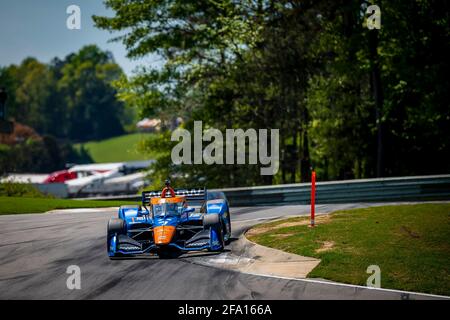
[246,203,450,296]
[74,133,157,163]
[0,197,138,215]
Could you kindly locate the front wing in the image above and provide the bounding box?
[108,226,222,256]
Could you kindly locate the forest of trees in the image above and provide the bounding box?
[1,1,448,184]
[0,45,130,173]
[93,0,449,188]
[0,45,127,141]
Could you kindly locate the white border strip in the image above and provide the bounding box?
[243,271,450,299]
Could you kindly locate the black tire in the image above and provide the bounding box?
[224,211,231,245]
[217,221,225,250]
[203,214,224,251]
[107,218,125,237]
[203,213,220,228]
[224,226,230,245]
[107,218,125,258]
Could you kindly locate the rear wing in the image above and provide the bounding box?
[142,188,206,206]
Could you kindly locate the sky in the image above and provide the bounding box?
[0,0,159,75]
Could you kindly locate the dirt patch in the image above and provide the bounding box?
[246,226,273,237]
[315,241,335,253]
[400,226,420,239]
[271,233,296,239]
[277,221,310,228]
[278,215,332,228]
[247,215,332,237]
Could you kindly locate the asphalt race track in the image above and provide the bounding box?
[0,203,447,300]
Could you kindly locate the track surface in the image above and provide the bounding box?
[0,203,446,299]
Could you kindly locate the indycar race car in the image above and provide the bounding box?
[107,181,231,258]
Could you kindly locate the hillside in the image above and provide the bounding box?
[74,133,156,163]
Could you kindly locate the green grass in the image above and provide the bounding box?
[247,204,450,296]
[0,182,47,198]
[74,133,157,163]
[0,197,138,215]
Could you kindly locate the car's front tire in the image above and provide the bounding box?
[224,211,231,245]
[107,218,125,258]
[203,214,224,251]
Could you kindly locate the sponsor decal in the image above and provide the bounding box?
[189,213,202,218]
[119,245,141,251]
[186,241,209,247]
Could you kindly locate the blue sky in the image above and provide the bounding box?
[0,0,158,75]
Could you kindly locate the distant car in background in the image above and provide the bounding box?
[43,162,125,184]
[64,160,154,197]
[43,170,79,183]
[21,160,154,197]
[66,169,123,196]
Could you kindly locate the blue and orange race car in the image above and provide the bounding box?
[107,181,231,259]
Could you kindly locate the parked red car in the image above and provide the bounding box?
[43,170,78,183]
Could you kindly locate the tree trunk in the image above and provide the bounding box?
[290,129,297,183]
[300,128,311,182]
[369,30,385,177]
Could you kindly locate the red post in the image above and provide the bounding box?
[311,171,316,227]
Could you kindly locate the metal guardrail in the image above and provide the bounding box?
[216,174,450,206]
[74,194,142,201]
[77,174,450,206]
[34,183,68,198]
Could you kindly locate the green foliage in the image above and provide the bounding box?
[94,0,450,187]
[0,136,92,174]
[0,196,138,215]
[0,45,134,173]
[0,45,129,142]
[57,45,125,140]
[0,182,48,198]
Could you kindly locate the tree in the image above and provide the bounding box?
[0,46,128,173]
[94,0,450,187]
[57,45,125,141]
[0,46,127,142]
